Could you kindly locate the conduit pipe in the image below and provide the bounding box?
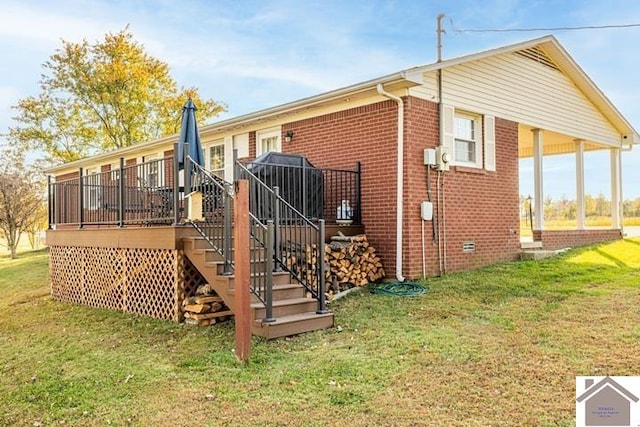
[376,83,405,282]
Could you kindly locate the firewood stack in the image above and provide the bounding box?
[325,233,385,292]
[282,233,385,297]
[182,284,233,326]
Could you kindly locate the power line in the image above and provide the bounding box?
[452,22,640,33]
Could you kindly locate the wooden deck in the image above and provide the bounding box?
[45,225,200,250]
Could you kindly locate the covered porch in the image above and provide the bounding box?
[518,124,626,250]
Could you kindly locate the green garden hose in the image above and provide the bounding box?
[370,281,427,296]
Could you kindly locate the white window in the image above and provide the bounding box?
[110,162,121,182]
[256,128,281,156]
[454,112,482,167]
[141,154,164,188]
[209,142,225,179]
[84,167,101,210]
[440,104,495,171]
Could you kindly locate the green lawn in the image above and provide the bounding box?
[1,239,640,426]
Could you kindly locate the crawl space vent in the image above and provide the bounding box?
[462,242,476,253]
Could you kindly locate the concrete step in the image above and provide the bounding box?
[520,248,569,260]
[521,241,543,250]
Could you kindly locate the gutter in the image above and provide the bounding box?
[376,83,405,282]
[45,71,422,175]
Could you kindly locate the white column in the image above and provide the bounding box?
[532,129,544,230]
[575,139,585,229]
[610,148,621,229]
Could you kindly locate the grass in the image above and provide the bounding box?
[1,239,640,426]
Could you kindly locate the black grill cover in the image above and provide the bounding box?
[247,152,323,220]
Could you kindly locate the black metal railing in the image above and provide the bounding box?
[242,158,361,224]
[48,156,179,227]
[188,155,277,319]
[189,161,234,276]
[236,161,327,314]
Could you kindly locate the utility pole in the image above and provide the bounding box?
[436,13,446,62]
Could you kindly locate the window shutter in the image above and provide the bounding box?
[440,104,455,159]
[484,115,496,171]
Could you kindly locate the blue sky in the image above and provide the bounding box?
[1,0,639,199]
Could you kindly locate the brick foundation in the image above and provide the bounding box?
[532,229,622,250]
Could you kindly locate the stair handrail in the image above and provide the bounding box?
[189,160,235,275]
[235,160,327,314]
[188,157,275,316]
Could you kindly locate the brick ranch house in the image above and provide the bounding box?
[45,35,638,335]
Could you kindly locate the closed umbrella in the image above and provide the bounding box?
[177,98,204,169]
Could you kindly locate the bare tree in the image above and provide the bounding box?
[0,150,45,258]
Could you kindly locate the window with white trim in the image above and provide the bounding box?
[256,128,281,156]
[209,142,225,179]
[84,167,101,210]
[110,162,120,182]
[440,105,496,171]
[454,112,482,167]
[141,154,164,188]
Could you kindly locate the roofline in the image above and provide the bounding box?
[45,70,422,174]
[407,35,639,145]
[46,35,639,173]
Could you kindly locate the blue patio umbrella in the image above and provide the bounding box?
[177,98,205,169]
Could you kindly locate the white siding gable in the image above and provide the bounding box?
[412,51,620,147]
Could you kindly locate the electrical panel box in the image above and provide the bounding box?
[436,146,450,171]
[423,148,436,166]
[420,201,433,221]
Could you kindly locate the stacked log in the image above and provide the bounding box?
[325,234,385,292]
[282,233,385,296]
[283,242,322,291]
[182,284,233,326]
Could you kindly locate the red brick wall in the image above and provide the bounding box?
[402,97,439,277]
[429,114,521,275]
[283,97,521,279]
[283,100,399,275]
[532,229,622,250]
[249,131,256,160]
[55,171,80,182]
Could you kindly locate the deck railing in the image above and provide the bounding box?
[48,150,350,319]
[48,156,179,228]
[242,158,361,224]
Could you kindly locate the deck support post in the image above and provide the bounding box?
[118,157,125,227]
[47,175,53,229]
[317,219,328,314]
[173,144,180,225]
[273,186,281,272]
[234,179,251,363]
[78,167,84,229]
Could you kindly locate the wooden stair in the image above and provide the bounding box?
[182,236,334,339]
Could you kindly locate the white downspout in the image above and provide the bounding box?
[377,83,405,282]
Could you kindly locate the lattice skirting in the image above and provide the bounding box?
[49,246,206,321]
